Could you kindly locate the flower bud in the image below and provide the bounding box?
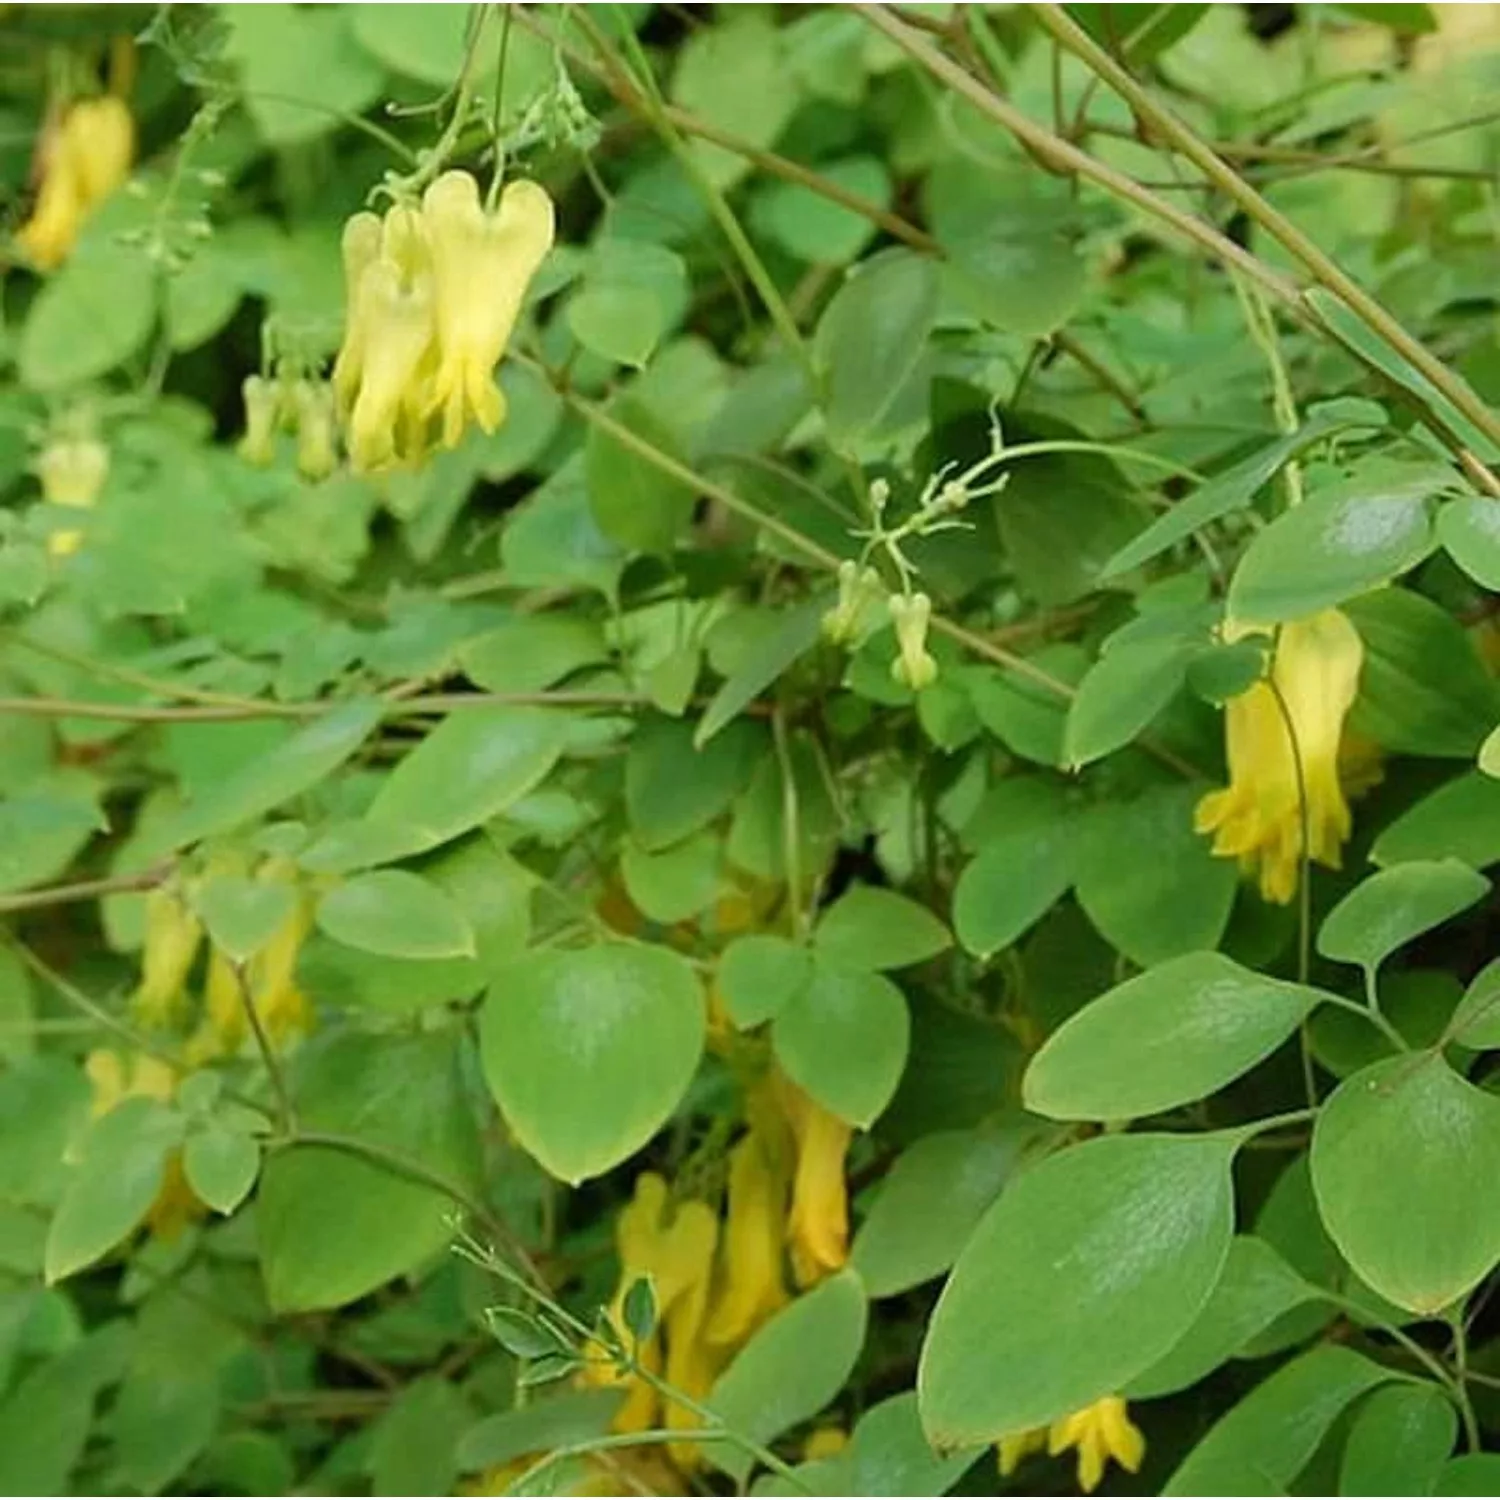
[889,591,938,691]
[238,375,281,466]
[292,380,338,481]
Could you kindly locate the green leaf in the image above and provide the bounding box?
[457,1390,622,1473]
[626,715,765,851]
[1435,1456,1500,1495]
[258,1030,479,1312]
[365,706,567,857]
[1024,952,1325,1122]
[182,1125,259,1215]
[813,885,951,971]
[1164,1345,1394,1495]
[772,960,909,1128]
[952,779,1075,959]
[1074,783,1237,966]
[1102,404,1377,578]
[194,875,296,965]
[1063,636,1191,768]
[1316,859,1489,974]
[1311,1053,1500,1313]
[851,1124,1029,1299]
[371,1378,470,1499]
[753,155,889,266]
[226,3,384,146]
[1339,1383,1456,1498]
[19,245,157,391]
[1228,464,1442,625]
[1346,589,1500,758]
[157,701,382,850]
[501,460,625,598]
[0,784,106,894]
[812,250,937,454]
[316,870,477,961]
[1483,723,1500,780]
[45,1097,183,1283]
[1437,496,1500,590]
[672,12,798,190]
[585,396,697,554]
[1373,772,1500,869]
[480,944,705,1183]
[696,598,826,749]
[943,224,1086,341]
[458,616,606,695]
[0,1339,110,1494]
[717,934,812,1029]
[964,648,1085,768]
[707,1268,868,1484]
[1449,958,1500,1048]
[620,833,721,925]
[568,241,687,369]
[1126,1236,1318,1400]
[918,1132,1238,1446]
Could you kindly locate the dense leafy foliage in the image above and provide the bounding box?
[6,3,1500,1496]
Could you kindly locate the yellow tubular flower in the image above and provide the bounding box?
[345,251,436,472]
[997,1426,1049,1479]
[18,95,134,270]
[661,1207,719,1470]
[331,211,384,420]
[1047,1396,1146,1495]
[238,375,281,466]
[247,889,314,1048]
[133,888,204,1027]
[85,1048,175,1117]
[293,380,339,480]
[1194,609,1367,905]
[422,172,555,449]
[707,1132,789,1346]
[775,1074,853,1288]
[38,435,109,557]
[889,592,938,691]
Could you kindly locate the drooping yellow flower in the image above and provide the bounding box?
[1048,1397,1146,1494]
[580,1172,719,1453]
[133,887,204,1028]
[421,172,555,450]
[889,591,938,691]
[18,94,134,270]
[998,1396,1146,1494]
[245,884,315,1048]
[343,205,438,473]
[292,379,338,481]
[37,434,108,557]
[706,1131,789,1347]
[238,375,282,466]
[802,1426,849,1462]
[331,211,384,421]
[1194,609,1368,905]
[774,1072,853,1288]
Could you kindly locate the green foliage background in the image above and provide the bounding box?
[5,2,1500,1495]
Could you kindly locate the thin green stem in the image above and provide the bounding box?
[1452,1313,1482,1453]
[0,863,171,915]
[232,963,294,1134]
[1320,989,1410,1053]
[771,707,807,942]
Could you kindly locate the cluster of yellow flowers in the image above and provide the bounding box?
[131,862,314,1065]
[581,1068,853,1474]
[330,170,554,473]
[999,1394,1146,1494]
[1195,608,1377,904]
[35,431,109,557]
[17,93,134,270]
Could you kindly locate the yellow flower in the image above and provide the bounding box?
[1048,1396,1146,1494]
[292,380,338,481]
[133,887,204,1028]
[774,1073,853,1288]
[341,204,438,473]
[706,1131,789,1347]
[85,1047,175,1117]
[889,591,938,691]
[580,1173,719,1454]
[37,435,108,557]
[331,211,384,421]
[823,560,884,646]
[421,172,555,449]
[238,375,282,466]
[1194,609,1367,905]
[998,1397,1146,1494]
[18,94,134,270]
[246,884,315,1048]
[802,1426,849,1462]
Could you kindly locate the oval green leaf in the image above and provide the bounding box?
[480,944,705,1183]
[918,1131,1238,1446]
[1024,952,1325,1122]
[813,884,951,972]
[316,870,476,961]
[1311,1053,1500,1313]
[1317,859,1489,974]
